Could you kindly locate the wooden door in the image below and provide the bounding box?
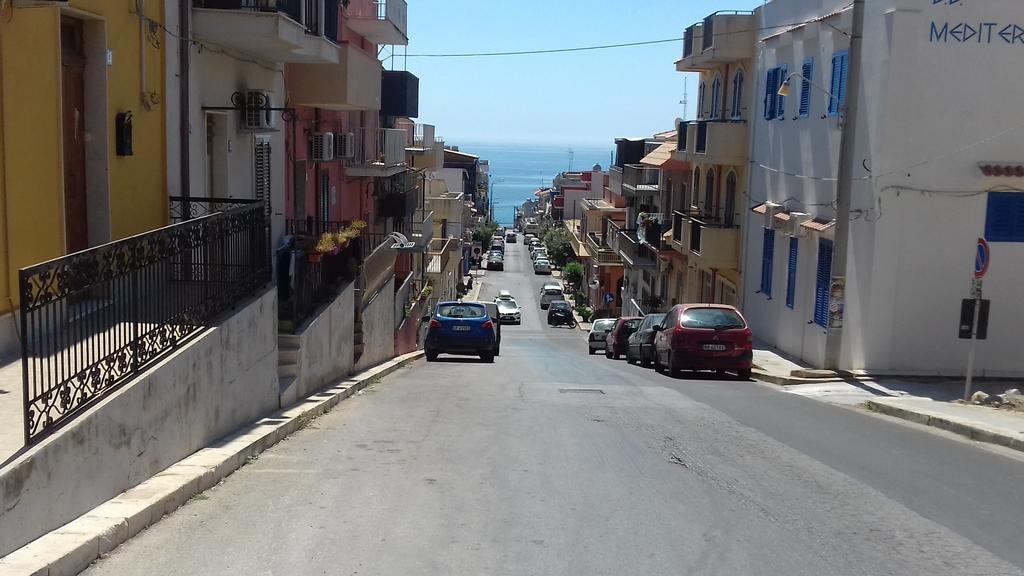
[61,18,88,253]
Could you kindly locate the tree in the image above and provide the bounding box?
[542,227,574,269]
[563,262,584,292]
[472,221,499,245]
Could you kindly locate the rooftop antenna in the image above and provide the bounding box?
[568,148,575,172]
[679,77,689,120]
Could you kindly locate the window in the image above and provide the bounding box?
[799,58,814,117]
[692,168,701,210]
[710,76,722,119]
[984,191,1024,242]
[697,81,706,118]
[731,69,744,118]
[681,308,745,329]
[317,172,329,229]
[786,237,798,308]
[763,65,787,120]
[760,228,775,297]
[828,50,849,116]
[724,172,737,227]
[814,239,834,327]
[704,169,715,218]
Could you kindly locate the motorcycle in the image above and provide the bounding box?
[547,308,577,328]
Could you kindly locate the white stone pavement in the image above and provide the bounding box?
[0,360,23,464]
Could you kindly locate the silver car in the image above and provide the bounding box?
[588,318,616,354]
[539,284,563,308]
[533,258,552,275]
[496,298,522,325]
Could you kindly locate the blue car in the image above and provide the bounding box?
[423,301,496,363]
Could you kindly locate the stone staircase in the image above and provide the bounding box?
[277,333,301,402]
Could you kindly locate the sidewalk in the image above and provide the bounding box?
[0,360,23,465]
[866,397,1024,453]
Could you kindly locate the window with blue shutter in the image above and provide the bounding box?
[985,192,1024,242]
[799,58,813,117]
[814,239,834,327]
[786,237,798,308]
[731,69,744,118]
[776,65,788,119]
[760,228,775,297]
[828,50,848,116]
[698,81,706,119]
[764,68,778,120]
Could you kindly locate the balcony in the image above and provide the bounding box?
[375,169,418,219]
[347,128,408,177]
[193,0,340,64]
[345,0,409,46]
[607,166,624,198]
[381,70,419,118]
[683,216,740,270]
[676,121,748,167]
[288,43,382,110]
[584,232,622,267]
[410,209,434,249]
[621,164,661,197]
[676,12,755,71]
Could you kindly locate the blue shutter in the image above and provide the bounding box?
[985,191,1024,242]
[786,237,798,308]
[828,54,841,115]
[764,68,777,120]
[698,82,706,118]
[799,58,813,117]
[839,52,849,108]
[761,228,775,297]
[711,77,721,119]
[776,65,788,119]
[732,69,744,118]
[814,239,834,327]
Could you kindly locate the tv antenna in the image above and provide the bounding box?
[679,77,689,120]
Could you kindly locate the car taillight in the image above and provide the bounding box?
[741,332,753,351]
[429,318,441,329]
[482,320,494,330]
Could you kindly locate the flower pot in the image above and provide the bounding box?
[308,253,322,263]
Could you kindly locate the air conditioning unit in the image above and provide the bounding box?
[241,90,276,132]
[312,132,335,162]
[335,132,356,160]
[787,212,811,237]
[13,0,70,6]
[762,202,782,230]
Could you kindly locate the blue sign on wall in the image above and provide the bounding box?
[984,192,1024,242]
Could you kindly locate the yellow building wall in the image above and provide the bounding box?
[0,1,166,315]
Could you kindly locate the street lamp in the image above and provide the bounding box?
[489,177,506,224]
[777,72,838,107]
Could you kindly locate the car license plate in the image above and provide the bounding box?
[453,325,471,332]
[702,344,727,351]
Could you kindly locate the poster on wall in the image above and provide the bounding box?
[829,277,846,330]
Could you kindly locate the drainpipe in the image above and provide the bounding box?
[179,0,191,205]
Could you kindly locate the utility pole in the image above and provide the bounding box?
[823,0,865,371]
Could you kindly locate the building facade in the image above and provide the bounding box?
[743,0,1024,374]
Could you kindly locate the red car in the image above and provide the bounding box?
[652,304,752,379]
[604,316,642,359]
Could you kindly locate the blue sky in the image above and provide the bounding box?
[397,0,763,146]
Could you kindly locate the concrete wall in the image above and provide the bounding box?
[280,283,356,406]
[0,289,279,557]
[355,277,396,373]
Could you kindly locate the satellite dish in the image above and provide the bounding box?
[592,163,602,171]
[387,232,416,251]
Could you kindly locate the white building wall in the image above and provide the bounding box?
[744,0,1024,374]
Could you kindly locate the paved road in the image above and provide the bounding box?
[85,236,1024,575]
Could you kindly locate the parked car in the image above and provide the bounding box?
[496,298,522,325]
[539,284,564,309]
[627,313,667,367]
[479,301,502,355]
[652,304,753,379]
[533,258,552,275]
[531,249,548,262]
[423,301,496,362]
[505,232,517,243]
[490,240,504,254]
[588,318,617,354]
[547,300,576,327]
[487,253,504,271]
[605,316,642,359]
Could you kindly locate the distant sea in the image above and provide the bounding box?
[452,142,613,227]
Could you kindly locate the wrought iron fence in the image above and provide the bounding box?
[280,244,358,333]
[19,204,271,445]
[169,196,261,223]
[285,218,351,237]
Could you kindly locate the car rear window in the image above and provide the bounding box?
[544,288,562,295]
[437,304,486,318]
[623,319,641,330]
[679,308,746,329]
[550,302,571,310]
[593,319,615,331]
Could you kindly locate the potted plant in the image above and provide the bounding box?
[311,233,336,262]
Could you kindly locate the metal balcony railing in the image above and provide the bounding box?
[346,0,408,42]
[169,196,262,223]
[20,203,271,444]
[354,128,407,169]
[702,14,715,51]
[695,122,709,154]
[683,25,695,58]
[677,122,688,152]
[622,164,661,196]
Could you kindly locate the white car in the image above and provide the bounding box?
[588,318,617,354]
[539,283,563,308]
[495,289,514,302]
[496,298,522,325]
[531,249,548,262]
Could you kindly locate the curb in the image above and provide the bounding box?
[0,351,424,576]
[865,399,1024,453]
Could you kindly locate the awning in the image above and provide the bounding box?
[640,142,676,167]
[800,218,835,232]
